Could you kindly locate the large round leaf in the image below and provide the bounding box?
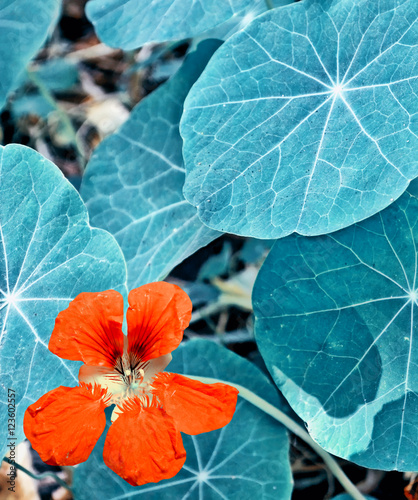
[192,0,296,43]
[73,339,293,499]
[0,0,60,111]
[181,0,418,238]
[0,145,127,457]
[254,184,418,470]
[81,41,220,289]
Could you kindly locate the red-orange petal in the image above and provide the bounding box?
[24,384,109,466]
[126,282,192,363]
[103,397,186,486]
[152,373,239,435]
[49,290,124,368]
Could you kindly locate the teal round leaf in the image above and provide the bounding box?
[197,241,232,281]
[11,94,55,119]
[181,0,418,238]
[80,41,220,289]
[0,145,127,457]
[195,0,296,43]
[0,0,60,111]
[86,0,278,49]
[33,59,79,92]
[73,339,293,499]
[254,185,418,471]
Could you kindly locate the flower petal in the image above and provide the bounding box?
[127,282,192,363]
[49,290,124,368]
[24,384,108,466]
[103,397,186,486]
[145,353,172,381]
[152,373,239,435]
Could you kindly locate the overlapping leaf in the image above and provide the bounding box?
[181,0,418,238]
[254,183,418,470]
[80,41,220,289]
[86,0,291,49]
[73,339,293,499]
[193,0,295,43]
[0,0,60,110]
[0,145,127,457]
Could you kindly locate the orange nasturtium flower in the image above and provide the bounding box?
[24,282,238,486]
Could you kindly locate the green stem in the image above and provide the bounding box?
[190,295,251,325]
[26,69,86,170]
[188,376,367,500]
[2,457,73,493]
[190,302,229,324]
[265,0,274,9]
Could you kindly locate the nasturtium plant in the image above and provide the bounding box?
[187,0,295,44]
[11,59,79,120]
[73,339,293,500]
[80,41,220,289]
[253,181,418,471]
[11,95,55,120]
[181,0,418,238]
[3,0,418,496]
[0,0,60,111]
[197,241,232,281]
[31,58,79,92]
[0,144,127,457]
[86,0,292,49]
[24,282,240,486]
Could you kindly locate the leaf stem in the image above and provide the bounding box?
[190,302,229,324]
[26,68,86,171]
[188,376,367,500]
[2,456,73,493]
[190,295,252,325]
[265,0,274,9]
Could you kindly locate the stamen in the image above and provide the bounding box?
[114,357,124,375]
[108,353,155,406]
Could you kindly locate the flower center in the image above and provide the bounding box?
[79,351,172,412]
[118,356,150,394]
[105,355,160,422]
[86,353,153,408]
